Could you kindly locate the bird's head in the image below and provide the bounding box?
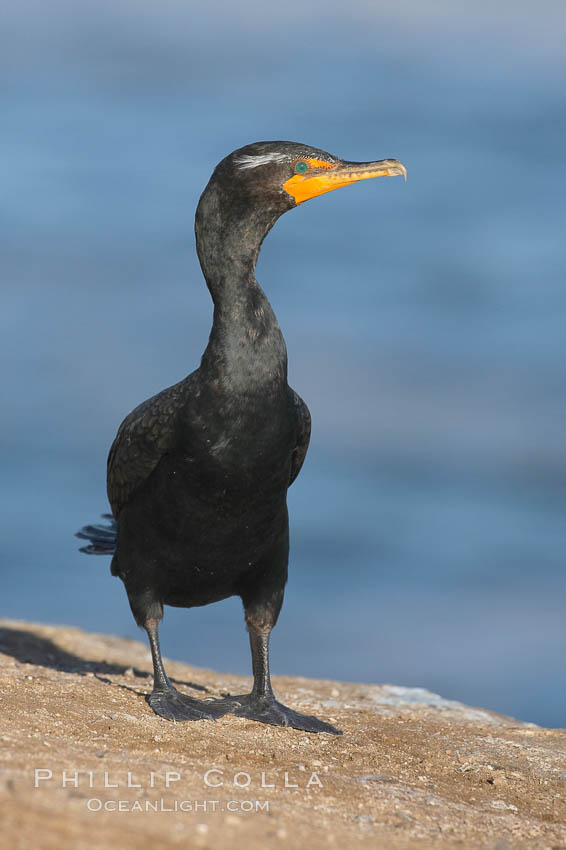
[195,141,407,281]
[213,140,407,213]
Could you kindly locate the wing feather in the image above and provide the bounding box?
[288,389,311,487]
[107,378,188,516]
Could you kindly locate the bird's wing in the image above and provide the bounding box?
[289,388,311,487]
[107,378,188,517]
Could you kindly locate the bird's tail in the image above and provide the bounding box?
[76,514,117,555]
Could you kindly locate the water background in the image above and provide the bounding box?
[2,1,565,726]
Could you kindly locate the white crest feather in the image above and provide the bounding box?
[234,153,288,170]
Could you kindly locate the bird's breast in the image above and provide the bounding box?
[179,388,295,492]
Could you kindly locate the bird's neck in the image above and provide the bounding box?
[195,185,288,388]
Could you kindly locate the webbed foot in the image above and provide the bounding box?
[148,686,228,722]
[210,693,342,734]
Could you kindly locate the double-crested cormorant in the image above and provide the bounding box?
[77,141,406,735]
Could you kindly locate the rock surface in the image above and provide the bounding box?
[1,619,565,849]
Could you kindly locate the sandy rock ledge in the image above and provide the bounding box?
[0,619,565,849]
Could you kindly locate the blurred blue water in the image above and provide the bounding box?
[2,4,566,726]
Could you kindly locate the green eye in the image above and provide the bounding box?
[295,161,308,173]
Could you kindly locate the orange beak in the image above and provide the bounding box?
[283,158,407,205]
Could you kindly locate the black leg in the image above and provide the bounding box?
[248,627,274,700]
[146,617,172,691]
[145,617,227,722]
[211,597,342,735]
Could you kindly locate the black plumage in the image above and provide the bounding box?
[77,141,406,733]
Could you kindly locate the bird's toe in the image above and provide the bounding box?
[147,687,227,722]
[212,693,342,734]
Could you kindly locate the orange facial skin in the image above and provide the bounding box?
[283,158,407,205]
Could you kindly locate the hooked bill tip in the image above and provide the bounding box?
[386,160,407,181]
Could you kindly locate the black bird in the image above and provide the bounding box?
[77,141,406,734]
